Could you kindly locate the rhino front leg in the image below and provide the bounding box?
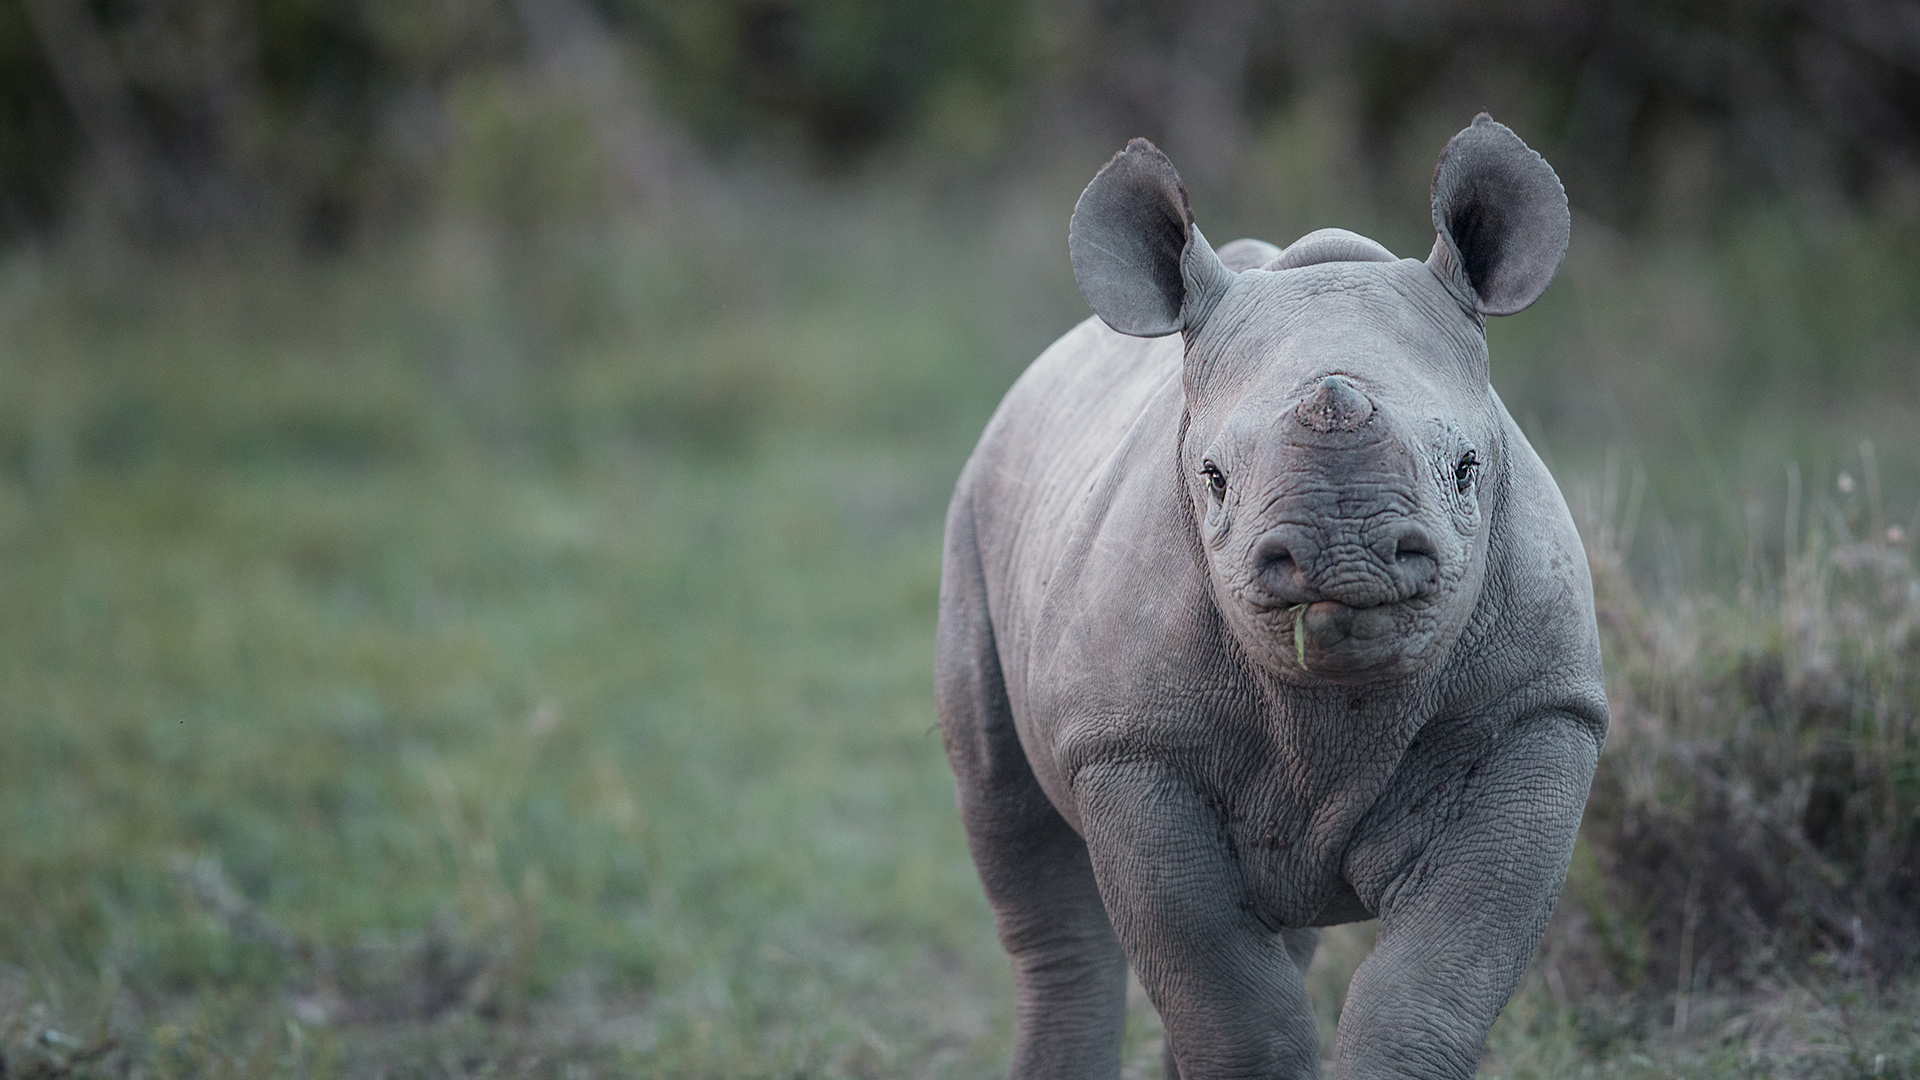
[1333,714,1601,1080]
[937,506,1128,1079]
[1160,928,1321,1080]
[1076,758,1322,1080]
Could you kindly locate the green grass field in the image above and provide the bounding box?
[0,178,1915,1077]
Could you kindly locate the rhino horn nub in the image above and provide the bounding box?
[1295,374,1374,432]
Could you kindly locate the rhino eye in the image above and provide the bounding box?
[1455,450,1479,493]
[1201,461,1227,498]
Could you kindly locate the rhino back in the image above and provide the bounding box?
[951,318,1201,775]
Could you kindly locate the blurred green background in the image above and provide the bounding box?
[0,1,1916,1076]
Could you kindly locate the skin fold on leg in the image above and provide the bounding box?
[1076,757,1323,1080]
[1333,715,1599,1080]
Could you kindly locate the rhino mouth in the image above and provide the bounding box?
[1284,597,1395,645]
[1248,593,1429,680]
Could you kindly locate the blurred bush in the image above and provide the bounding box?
[608,0,1026,152]
[7,0,1920,244]
[1557,469,1920,1002]
[1,0,516,242]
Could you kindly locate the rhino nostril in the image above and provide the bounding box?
[1253,531,1313,596]
[1255,535,1296,573]
[1390,526,1439,590]
[1393,529,1435,563]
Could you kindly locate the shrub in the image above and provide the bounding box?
[1566,469,1920,1001]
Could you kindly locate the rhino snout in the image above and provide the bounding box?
[1251,520,1440,609]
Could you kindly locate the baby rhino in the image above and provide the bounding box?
[936,114,1607,1080]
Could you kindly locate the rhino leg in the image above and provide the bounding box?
[1333,713,1600,1079]
[1075,758,1322,1080]
[1155,930,1317,1079]
[937,495,1128,1080]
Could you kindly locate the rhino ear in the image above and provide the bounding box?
[1427,114,1569,317]
[1070,139,1235,337]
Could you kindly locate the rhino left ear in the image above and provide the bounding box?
[1428,114,1569,317]
[1070,138,1235,337]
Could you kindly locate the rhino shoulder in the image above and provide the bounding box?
[960,316,1183,550]
[1466,400,1608,735]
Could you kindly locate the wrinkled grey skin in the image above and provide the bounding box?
[935,115,1607,1080]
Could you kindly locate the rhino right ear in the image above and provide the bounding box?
[1070,139,1234,337]
[1427,114,1570,317]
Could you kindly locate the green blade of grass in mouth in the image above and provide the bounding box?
[1290,603,1310,669]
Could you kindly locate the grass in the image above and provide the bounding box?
[0,159,1915,1077]
[0,223,1033,1076]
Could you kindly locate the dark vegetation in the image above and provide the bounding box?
[1532,476,1920,1060]
[0,1,1917,1075]
[10,0,1920,240]
[1581,513,1920,993]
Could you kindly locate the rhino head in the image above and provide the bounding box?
[1069,114,1570,685]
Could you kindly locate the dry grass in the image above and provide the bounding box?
[1478,456,1920,1076]
[1572,455,1919,992]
